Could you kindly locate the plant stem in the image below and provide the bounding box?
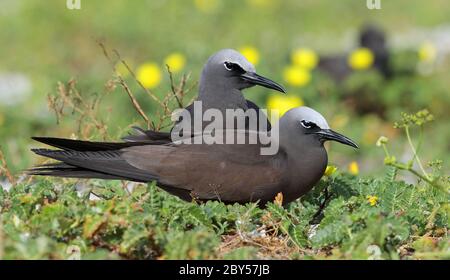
[425,205,440,230]
[390,162,447,193]
[405,126,430,180]
[381,143,390,158]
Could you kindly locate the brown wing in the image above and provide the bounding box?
[121,133,287,203]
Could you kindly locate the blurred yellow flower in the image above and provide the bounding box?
[115,59,133,78]
[164,53,186,73]
[239,46,260,66]
[348,161,359,175]
[136,63,162,89]
[324,165,337,177]
[194,0,220,13]
[366,195,378,206]
[291,48,319,70]
[267,95,304,117]
[348,48,374,70]
[418,42,437,63]
[283,66,311,87]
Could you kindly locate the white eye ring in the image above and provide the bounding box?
[300,120,314,129]
[223,62,233,71]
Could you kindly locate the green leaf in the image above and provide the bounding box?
[384,166,398,183]
[119,225,149,254]
[289,225,308,248]
[187,205,212,228]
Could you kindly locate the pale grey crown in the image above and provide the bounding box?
[205,49,256,73]
[283,106,330,130]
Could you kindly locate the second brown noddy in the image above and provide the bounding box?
[33,49,286,151]
[29,106,358,206]
[123,48,286,143]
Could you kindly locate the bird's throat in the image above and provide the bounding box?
[199,87,248,111]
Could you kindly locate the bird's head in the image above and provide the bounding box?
[281,106,358,149]
[200,49,286,93]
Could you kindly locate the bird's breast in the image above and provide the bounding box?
[283,149,328,204]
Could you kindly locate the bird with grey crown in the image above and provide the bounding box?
[30,106,358,206]
[123,48,286,143]
[31,49,285,152]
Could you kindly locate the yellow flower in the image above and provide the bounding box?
[348,161,359,175]
[136,63,162,89]
[291,48,319,70]
[348,48,374,70]
[283,66,311,87]
[324,165,337,177]
[267,95,304,117]
[164,53,186,73]
[366,195,378,206]
[194,0,220,13]
[239,46,260,66]
[418,42,436,63]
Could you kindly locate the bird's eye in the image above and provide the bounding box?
[300,120,317,129]
[224,62,235,71]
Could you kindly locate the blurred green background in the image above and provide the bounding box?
[0,0,449,176]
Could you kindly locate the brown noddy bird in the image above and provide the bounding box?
[29,106,358,206]
[123,48,285,144]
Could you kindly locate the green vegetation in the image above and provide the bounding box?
[0,109,448,259]
[0,0,448,259]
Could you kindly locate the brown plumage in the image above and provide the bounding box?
[29,107,358,206]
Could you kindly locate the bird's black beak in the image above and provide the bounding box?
[314,129,359,149]
[240,72,286,93]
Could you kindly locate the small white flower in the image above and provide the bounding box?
[66,245,81,260]
[308,224,320,239]
[249,229,267,238]
[367,244,382,260]
[19,232,30,242]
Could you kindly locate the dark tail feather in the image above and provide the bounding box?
[27,162,127,180]
[31,137,148,151]
[30,148,157,183]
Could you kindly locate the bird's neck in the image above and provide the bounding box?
[198,81,248,111]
